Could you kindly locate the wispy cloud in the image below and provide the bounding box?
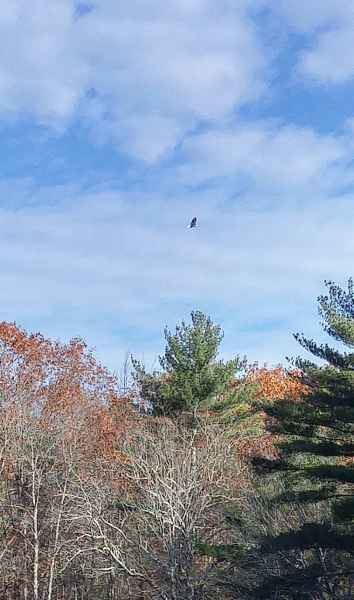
[173,120,352,191]
[1,175,353,370]
[271,1,354,84]
[0,1,270,161]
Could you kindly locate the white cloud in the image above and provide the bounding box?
[271,1,354,84]
[0,0,89,125]
[299,28,354,84]
[1,171,354,371]
[273,0,352,33]
[0,0,269,161]
[174,121,351,191]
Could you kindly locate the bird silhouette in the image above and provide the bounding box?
[188,217,197,229]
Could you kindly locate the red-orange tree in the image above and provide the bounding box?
[0,321,135,599]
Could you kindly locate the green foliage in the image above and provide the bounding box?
[132,310,244,417]
[197,540,246,562]
[129,360,165,412]
[208,377,262,436]
[198,468,330,599]
[248,279,354,596]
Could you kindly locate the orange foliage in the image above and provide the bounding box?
[245,363,310,402]
[0,321,135,480]
[234,364,310,460]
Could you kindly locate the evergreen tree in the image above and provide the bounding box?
[132,310,244,417]
[248,279,354,597]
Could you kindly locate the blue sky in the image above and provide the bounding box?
[1,0,354,374]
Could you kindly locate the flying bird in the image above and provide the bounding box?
[188,217,197,229]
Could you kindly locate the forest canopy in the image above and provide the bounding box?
[0,279,353,599]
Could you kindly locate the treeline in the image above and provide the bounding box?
[0,280,353,598]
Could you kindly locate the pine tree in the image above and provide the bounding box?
[132,310,244,417]
[209,365,309,459]
[248,279,354,598]
[198,281,354,598]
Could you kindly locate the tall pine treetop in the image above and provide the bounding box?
[133,310,244,417]
[159,310,223,373]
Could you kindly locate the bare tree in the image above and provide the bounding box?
[64,419,239,599]
[128,421,241,599]
[0,411,80,599]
